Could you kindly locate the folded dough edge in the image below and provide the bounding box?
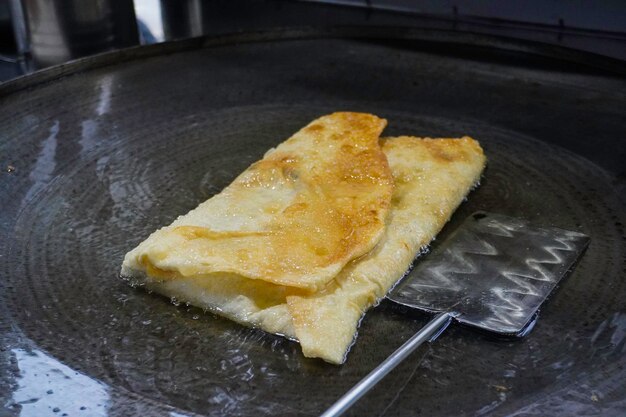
[122,135,486,364]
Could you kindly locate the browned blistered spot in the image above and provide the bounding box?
[282,202,308,215]
[280,155,297,164]
[306,123,324,132]
[315,247,329,256]
[422,139,472,163]
[432,148,455,161]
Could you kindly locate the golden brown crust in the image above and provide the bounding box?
[122,112,394,291]
[286,136,486,363]
[121,125,487,365]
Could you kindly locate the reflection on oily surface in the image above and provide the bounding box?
[8,348,109,416]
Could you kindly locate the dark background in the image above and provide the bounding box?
[1,0,625,82]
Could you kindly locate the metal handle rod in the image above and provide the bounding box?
[321,312,453,417]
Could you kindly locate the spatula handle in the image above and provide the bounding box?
[321,312,453,417]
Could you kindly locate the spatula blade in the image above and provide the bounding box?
[387,212,590,335]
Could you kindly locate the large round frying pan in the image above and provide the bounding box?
[1,27,625,416]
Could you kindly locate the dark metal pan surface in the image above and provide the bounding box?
[1,27,625,416]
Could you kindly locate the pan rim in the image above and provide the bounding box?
[1,25,625,97]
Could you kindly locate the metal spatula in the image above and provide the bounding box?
[322,212,590,417]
